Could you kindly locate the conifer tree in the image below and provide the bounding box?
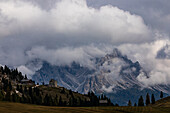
[21,94,27,103]
[128,100,132,106]
[24,86,27,93]
[53,94,58,106]
[160,91,163,99]
[24,75,28,79]
[145,93,150,106]
[4,65,9,74]
[29,87,32,96]
[98,96,100,100]
[5,87,11,101]
[18,72,24,81]
[134,103,137,106]
[151,94,155,104]
[34,93,42,105]
[0,91,4,101]
[59,96,63,106]
[2,78,8,92]
[48,95,53,106]
[44,94,49,106]
[138,96,144,106]
[61,88,65,94]
[69,97,73,106]
[20,85,23,93]
[20,94,24,103]
[17,84,19,91]
[69,89,73,95]
[35,87,40,96]
[9,81,12,91]
[115,103,119,106]
[12,93,18,102]
[78,97,83,106]
[107,98,112,106]
[73,97,78,106]
[88,91,91,97]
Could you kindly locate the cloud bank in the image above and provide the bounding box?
[0,0,151,45]
[87,0,170,36]
[0,0,151,67]
[118,38,170,86]
[0,0,170,87]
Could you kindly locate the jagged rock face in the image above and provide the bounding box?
[32,49,170,105]
[32,62,95,90]
[32,49,146,94]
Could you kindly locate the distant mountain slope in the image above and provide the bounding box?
[32,61,95,92]
[32,48,170,105]
[33,49,145,93]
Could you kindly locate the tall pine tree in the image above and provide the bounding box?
[44,94,49,106]
[145,93,150,106]
[138,96,144,106]
[160,91,163,99]
[151,94,155,104]
[134,103,137,107]
[128,100,132,106]
[53,94,58,106]
[59,96,63,106]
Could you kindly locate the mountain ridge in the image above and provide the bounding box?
[32,48,170,105]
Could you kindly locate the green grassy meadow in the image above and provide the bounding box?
[0,101,170,113]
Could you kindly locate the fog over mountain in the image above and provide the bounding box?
[0,0,170,88]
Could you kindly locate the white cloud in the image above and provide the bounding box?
[0,0,151,44]
[87,0,170,36]
[1,0,169,87]
[26,45,112,68]
[0,0,151,67]
[18,65,35,79]
[118,38,170,86]
[101,85,115,93]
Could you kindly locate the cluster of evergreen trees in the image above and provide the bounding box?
[87,92,113,106]
[33,90,113,107]
[128,91,164,106]
[0,82,42,104]
[0,65,166,107]
[0,84,113,107]
[0,78,13,101]
[0,66,24,81]
[0,65,114,107]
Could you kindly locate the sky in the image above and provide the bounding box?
[0,0,170,86]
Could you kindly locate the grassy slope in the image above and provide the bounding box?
[152,96,170,107]
[38,85,90,103]
[0,101,170,113]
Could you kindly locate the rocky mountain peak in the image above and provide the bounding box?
[32,48,170,105]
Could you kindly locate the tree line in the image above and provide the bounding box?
[0,65,166,107]
[0,65,24,81]
[0,83,113,106]
[128,91,164,106]
[0,65,113,107]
